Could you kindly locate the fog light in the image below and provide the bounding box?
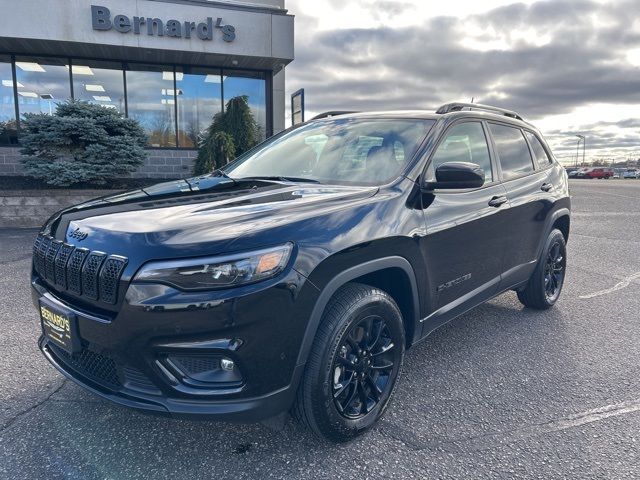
[220,358,235,371]
[163,354,242,386]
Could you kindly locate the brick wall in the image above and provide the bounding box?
[0,147,23,175]
[134,149,197,179]
[0,147,197,179]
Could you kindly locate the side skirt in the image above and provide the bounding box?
[416,261,537,342]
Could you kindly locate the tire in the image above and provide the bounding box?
[293,283,405,442]
[517,229,567,309]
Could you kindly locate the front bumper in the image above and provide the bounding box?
[32,268,318,422]
[39,335,303,421]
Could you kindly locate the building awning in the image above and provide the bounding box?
[0,0,294,72]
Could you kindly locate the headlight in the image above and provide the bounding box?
[134,243,293,291]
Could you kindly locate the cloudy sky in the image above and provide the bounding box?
[284,0,640,164]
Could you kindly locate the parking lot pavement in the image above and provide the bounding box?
[1,179,639,480]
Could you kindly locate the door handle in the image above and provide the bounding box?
[488,195,508,207]
[541,183,553,192]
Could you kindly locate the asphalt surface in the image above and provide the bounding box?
[1,179,639,479]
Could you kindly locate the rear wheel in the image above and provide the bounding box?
[293,283,405,442]
[517,229,567,309]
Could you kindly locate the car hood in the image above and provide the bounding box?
[47,176,378,261]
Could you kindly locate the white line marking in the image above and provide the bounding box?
[579,271,640,299]
[578,190,640,200]
[572,212,640,217]
[547,399,640,431]
[382,397,640,452]
[457,398,640,452]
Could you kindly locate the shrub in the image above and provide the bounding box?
[193,95,260,175]
[20,100,147,186]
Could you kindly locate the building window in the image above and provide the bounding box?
[175,67,222,148]
[14,56,71,117]
[0,55,17,145]
[125,64,176,147]
[71,59,125,113]
[223,70,267,140]
[2,55,271,149]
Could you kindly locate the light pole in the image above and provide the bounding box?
[576,135,585,166]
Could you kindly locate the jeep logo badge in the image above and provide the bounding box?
[68,228,89,241]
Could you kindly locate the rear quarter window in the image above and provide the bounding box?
[524,131,553,168]
[489,123,535,180]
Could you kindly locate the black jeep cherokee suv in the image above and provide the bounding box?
[32,102,570,442]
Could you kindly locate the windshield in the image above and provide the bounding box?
[223,118,434,186]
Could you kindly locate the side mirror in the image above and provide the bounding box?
[423,162,485,190]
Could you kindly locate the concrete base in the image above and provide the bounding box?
[0,190,121,228]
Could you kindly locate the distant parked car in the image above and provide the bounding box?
[623,169,639,179]
[576,167,613,179]
[565,167,578,177]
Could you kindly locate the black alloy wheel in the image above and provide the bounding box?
[517,228,567,309]
[293,283,405,442]
[544,240,565,302]
[332,315,396,419]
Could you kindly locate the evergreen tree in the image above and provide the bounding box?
[20,100,147,186]
[193,112,235,174]
[193,95,260,175]
[0,119,18,145]
[222,95,260,157]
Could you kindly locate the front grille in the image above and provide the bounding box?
[45,240,62,282]
[54,243,75,289]
[49,343,121,389]
[35,235,51,275]
[82,252,106,300]
[100,256,128,304]
[33,234,128,305]
[67,248,90,295]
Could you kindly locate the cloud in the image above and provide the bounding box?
[364,1,413,19]
[286,0,640,161]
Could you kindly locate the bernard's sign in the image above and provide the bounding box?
[91,5,236,42]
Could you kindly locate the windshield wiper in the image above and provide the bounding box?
[211,169,237,184]
[237,175,322,184]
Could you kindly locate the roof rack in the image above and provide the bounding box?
[435,102,524,121]
[310,111,359,120]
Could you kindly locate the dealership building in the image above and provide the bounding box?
[0,0,294,178]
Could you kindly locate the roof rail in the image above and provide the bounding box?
[436,102,524,121]
[310,111,359,120]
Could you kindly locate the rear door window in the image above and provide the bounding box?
[489,124,535,180]
[524,131,552,168]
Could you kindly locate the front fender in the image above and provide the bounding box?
[294,256,420,369]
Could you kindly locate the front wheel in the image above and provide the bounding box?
[293,283,405,442]
[517,229,567,309]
